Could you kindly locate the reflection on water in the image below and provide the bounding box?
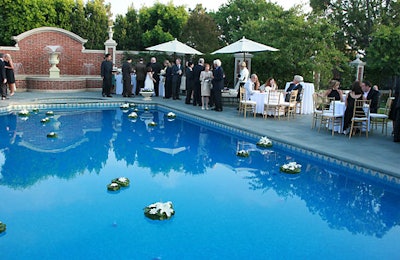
[0,108,400,241]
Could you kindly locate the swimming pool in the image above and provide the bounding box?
[0,106,399,259]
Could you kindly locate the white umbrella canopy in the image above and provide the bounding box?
[211,36,279,55]
[146,38,203,55]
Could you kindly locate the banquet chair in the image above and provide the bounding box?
[311,93,325,129]
[238,86,256,118]
[296,88,304,115]
[370,97,392,135]
[283,90,298,120]
[349,100,371,139]
[263,91,285,119]
[318,97,342,136]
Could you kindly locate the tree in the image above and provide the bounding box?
[366,24,400,88]
[180,4,221,53]
[82,0,111,49]
[212,0,275,43]
[113,6,142,50]
[138,2,188,48]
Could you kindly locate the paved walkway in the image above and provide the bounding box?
[1,91,398,178]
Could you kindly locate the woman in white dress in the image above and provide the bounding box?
[144,66,155,91]
[200,63,213,110]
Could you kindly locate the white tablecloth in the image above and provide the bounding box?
[285,82,315,114]
[115,74,123,95]
[250,91,285,114]
[328,101,370,133]
[250,91,266,114]
[131,74,137,95]
[159,75,165,97]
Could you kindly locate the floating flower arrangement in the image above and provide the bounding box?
[280,162,302,174]
[129,103,137,108]
[107,182,120,191]
[32,108,39,113]
[112,177,130,187]
[120,103,130,110]
[0,221,6,233]
[46,132,57,138]
[128,112,138,119]
[107,177,130,191]
[236,150,250,157]
[167,112,176,118]
[40,117,50,123]
[46,111,54,116]
[144,201,175,220]
[133,108,139,112]
[148,121,157,127]
[18,109,30,116]
[144,107,149,111]
[256,136,273,148]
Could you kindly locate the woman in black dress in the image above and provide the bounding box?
[343,81,364,134]
[322,79,344,101]
[4,54,16,96]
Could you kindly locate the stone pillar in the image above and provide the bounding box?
[349,54,366,81]
[234,53,253,87]
[104,26,117,64]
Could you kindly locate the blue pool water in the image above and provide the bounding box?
[0,107,400,259]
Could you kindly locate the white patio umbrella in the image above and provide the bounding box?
[146,38,203,55]
[211,36,279,58]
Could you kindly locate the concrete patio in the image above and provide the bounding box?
[0,91,398,179]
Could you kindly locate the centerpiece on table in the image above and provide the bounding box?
[256,136,273,148]
[144,201,175,220]
[139,88,154,101]
[0,221,6,233]
[280,162,302,174]
[236,149,250,157]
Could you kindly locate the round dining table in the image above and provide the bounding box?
[285,82,315,114]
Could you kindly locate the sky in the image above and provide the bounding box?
[106,0,311,18]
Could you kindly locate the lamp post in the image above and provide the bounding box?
[350,54,366,81]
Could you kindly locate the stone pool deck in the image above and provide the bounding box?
[0,91,398,179]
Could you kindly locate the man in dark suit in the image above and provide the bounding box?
[361,80,380,113]
[171,58,183,100]
[192,58,205,106]
[100,53,113,97]
[185,61,195,104]
[0,53,7,99]
[211,59,225,112]
[148,57,162,96]
[121,57,133,97]
[285,75,303,102]
[134,58,147,95]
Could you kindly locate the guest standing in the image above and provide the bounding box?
[121,57,133,97]
[161,60,173,99]
[100,54,113,97]
[148,57,162,96]
[4,54,16,96]
[200,63,213,110]
[185,61,195,104]
[211,59,224,112]
[172,58,183,100]
[343,81,364,134]
[134,58,147,95]
[144,66,156,90]
[193,58,205,106]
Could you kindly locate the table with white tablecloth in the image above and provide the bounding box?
[250,91,285,114]
[328,101,370,133]
[159,75,165,97]
[131,74,137,95]
[115,74,123,95]
[285,82,315,114]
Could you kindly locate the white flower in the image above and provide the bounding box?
[121,103,129,108]
[167,112,176,117]
[110,183,118,187]
[147,202,174,217]
[128,112,138,118]
[118,177,127,182]
[19,109,29,115]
